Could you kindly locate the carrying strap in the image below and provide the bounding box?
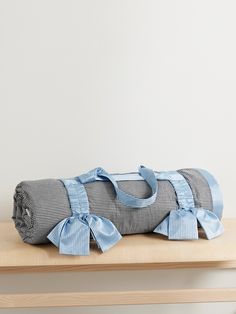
[78,165,158,208]
[47,166,224,256]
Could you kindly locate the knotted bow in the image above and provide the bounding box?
[153,207,224,240]
[47,213,122,255]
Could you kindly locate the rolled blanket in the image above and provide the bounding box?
[12,166,224,255]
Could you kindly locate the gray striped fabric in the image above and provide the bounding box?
[12,169,213,244]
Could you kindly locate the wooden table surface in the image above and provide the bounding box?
[1,218,236,273]
[1,219,236,308]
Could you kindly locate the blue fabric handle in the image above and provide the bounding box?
[79,165,158,208]
[47,168,224,256]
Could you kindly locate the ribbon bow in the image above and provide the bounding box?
[47,213,122,255]
[153,207,224,240]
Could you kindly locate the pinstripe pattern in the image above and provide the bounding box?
[61,179,89,214]
[78,166,158,208]
[196,168,223,219]
[47,178,121,255]
[12,168,223,245]
[153,171,224,240]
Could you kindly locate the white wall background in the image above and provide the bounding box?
[0,0,236,313]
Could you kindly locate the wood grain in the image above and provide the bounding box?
[1,219,236,308]
[1,288,236,308]
[0,219,236,273]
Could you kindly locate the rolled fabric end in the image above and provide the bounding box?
[12,179,72,244]
[12,183,35,243]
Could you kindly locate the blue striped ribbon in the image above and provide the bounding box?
[47,166,224,255]
[47,178,121,255]
[153,171,224,240]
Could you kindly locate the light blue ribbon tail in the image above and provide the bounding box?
[153,208,224,240]
[194,208,224,239]
[47,216,90,255]
[47,214,121,256]
[47,177,122,256]
[153,215,169,237]
[86,214,122,252]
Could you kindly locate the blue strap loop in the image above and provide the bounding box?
[79,165,158,208]
[153,171,224,240]
[47,178,122,255]
[154,207,224,240]
[47,167,224,255]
